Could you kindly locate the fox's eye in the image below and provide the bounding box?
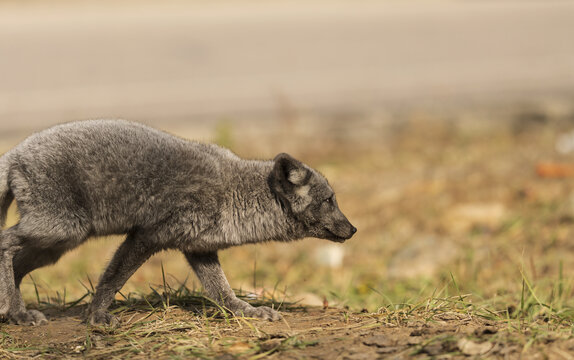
[324,196,334,205]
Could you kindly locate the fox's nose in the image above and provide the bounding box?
[350,225,357,235]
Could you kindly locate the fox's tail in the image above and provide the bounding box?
[0,152,13,228]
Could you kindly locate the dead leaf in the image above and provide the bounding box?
[536,163,574,178]
[228,342,251,354]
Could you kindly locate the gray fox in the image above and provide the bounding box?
[0,120,356,326]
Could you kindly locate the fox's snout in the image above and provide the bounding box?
[349,224,357,237]
[327,217,357,243]
[341,221,357,241]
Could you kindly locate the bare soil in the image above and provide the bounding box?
[1,302,573,359]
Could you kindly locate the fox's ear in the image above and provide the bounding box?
[269,153,312,212]
[272,153,311,186]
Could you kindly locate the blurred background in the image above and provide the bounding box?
[2,0,574,311]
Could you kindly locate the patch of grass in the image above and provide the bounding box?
[3,274,573,359]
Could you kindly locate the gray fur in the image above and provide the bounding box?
[0,120,356,326]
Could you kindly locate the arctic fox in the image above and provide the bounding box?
[0,120,356,326]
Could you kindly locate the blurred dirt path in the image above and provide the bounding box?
[1,1,574,138]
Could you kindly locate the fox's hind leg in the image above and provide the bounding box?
[0,226,50,325]
[13,246,68,289]
[0,164,91,325]
[5,245,69,325]
[0,219,89,325]
[0,228,20,319]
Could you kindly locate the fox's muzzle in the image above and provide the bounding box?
[326,218,357,242]
[341,222,357,241]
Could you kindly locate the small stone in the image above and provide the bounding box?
[421,343,443,356]
[407,337,422,345]
[410,328,427,336]
[376,346,404,354]
[434,311,468,321]
[259,338,283,352]
[473,326,498,336]
[499,345,520,356]
[363,335,394,347]
[457,338,493,356]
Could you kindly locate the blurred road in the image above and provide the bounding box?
[1,1,574,138]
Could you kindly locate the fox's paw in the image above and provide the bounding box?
[243,305,282,321]
[87,310,120,328]
[9,309,48,326]
[230,302,282,321]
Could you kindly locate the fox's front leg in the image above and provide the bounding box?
[87,232,158,326]
[185,251,281,321]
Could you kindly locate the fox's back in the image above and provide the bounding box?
[6,120,229,234]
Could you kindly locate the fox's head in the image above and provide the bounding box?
[269,153,357,242]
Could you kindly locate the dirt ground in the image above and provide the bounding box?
[2,303,574,359]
